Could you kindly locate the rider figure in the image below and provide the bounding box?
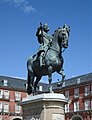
[36,22,52,67]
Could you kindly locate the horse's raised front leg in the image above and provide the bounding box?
[27,70,34,95]
[57,68,66,87]
[48,66,54,93]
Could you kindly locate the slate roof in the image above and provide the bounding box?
[0,76,26,90]
[0,73,91,92]
[0,76,48,91]
[52,72,92,90]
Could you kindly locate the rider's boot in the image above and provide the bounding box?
[40,52,45,67]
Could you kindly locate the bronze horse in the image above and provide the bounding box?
[27,24,70,95]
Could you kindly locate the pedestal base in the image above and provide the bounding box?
[20,93,68,120]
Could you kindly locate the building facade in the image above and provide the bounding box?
[0,76,27,120]
[53,73,92,120]
[0,73,92,120]
[0,76,47,120]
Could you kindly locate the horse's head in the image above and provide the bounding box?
[58,24,70,48]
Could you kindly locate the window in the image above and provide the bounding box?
[0,90,3,98]
[0,103,2,112]
[74,101,79,112]
[65,90,69,99]
[77,78,80,84]
[3,103,9,112]
[4,80,8,86]
[25,83,28,89]
[0,116,2,120]
[39,86,42,91]
[85,86,90,96]
[74,88,79,98]
[15,104,21,113]
[65,104,69,113]
[15,92,21,101]
[84,100,90,110]
[3,90,9,99]
[37,86,43,91]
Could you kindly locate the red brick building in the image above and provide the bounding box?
[0,76,47,120]
[0,76,27,120]
[0,73,92,120]
[53,73,92,120]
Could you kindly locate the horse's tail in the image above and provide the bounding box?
[27,56,34,73]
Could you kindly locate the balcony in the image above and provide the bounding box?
[15,97,22,102]
[0,108,22,116]
[0,109,9,115]
[65,106,92,114]
[83,90,92,99]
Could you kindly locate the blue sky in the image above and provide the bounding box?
[0,0,91,83]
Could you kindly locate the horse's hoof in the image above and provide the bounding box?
[33,89,37,96]
[27,86,32,95]
[27,92,31,95]
[27,90,32,95]
[27,90,31,95]
[48,86,54,93]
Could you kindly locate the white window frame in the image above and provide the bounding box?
[77,78,80,84]
[0,90,3,98]
[0,116,2,120]
[15,104,21,113]
[3,90,9,99]
[65,104,69,113]
[39,86,42,91]
[3,103,9,112]
[4,80,8,86]
[65,90,69,99]
[74,101,79,112]
[74,88,79,98]
[85,86,90,96]
[15,92,21,101]
[84,100,90,110]
[0,103,2,112]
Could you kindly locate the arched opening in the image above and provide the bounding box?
[71,115,83,120]
[13,118,21,120]
[11,117,22,120]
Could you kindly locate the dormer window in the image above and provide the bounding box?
[37,85,43,91]
[4,80,8,86]
[77,78,80,84]
[39,86,42,91]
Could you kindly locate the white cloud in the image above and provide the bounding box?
[0,0,36,13]
[23,5,36,13]
[13,0,25,3]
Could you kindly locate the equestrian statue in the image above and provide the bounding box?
[27,22,70,95]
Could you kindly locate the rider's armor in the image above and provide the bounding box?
[36,23,52,67]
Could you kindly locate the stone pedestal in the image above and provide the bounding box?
[19,93,68,120]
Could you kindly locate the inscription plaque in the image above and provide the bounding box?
[52,114,64,120]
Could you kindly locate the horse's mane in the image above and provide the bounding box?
[53,28,62,40]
